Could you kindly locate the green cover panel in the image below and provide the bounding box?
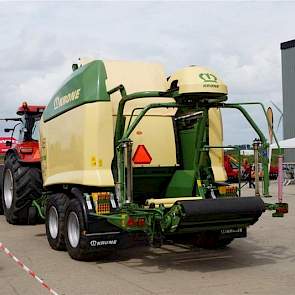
[165,170,195,197]
[43,60,109,122]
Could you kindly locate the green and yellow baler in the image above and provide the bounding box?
[34,60,288,260]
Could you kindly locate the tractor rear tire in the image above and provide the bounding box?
[0,198,3,215]
[0,164,4,215]
[193,231,233,249]
[64,198,96,261]
[2,153,42,224]
[45,193,69,251]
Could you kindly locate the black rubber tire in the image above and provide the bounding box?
[2,153,42,224]
[28,206,38,225]
[64,198,95,261]
[0,164,4,214]
[45,193,69,251]
[193,231,233,249]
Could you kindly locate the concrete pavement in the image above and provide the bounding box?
[0,182,294,295]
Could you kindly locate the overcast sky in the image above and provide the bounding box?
[0,1,294,144]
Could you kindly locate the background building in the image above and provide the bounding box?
[281,39,295,162]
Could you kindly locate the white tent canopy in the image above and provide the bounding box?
[270,138,295,149]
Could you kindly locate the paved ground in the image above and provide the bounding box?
[0,182,294,295]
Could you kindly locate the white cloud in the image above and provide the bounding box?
[0,1,294,144]
[18,67,69,105]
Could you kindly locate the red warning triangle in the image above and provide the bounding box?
[132,145,152,164]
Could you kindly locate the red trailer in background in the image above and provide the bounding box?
[224,154,239,182]
[224,154,278,183]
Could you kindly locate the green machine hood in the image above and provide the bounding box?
[43,60,109,122]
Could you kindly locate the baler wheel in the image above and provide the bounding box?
[2,153,42,224]
[0,197,3,215]
[64,199,96,261]
[193,231,233,249]
[45,193,69,251]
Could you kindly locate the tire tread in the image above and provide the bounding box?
[2,153,42,224]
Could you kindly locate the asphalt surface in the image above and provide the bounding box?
[0,182,294,295]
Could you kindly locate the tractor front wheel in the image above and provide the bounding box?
[2,153,42,224]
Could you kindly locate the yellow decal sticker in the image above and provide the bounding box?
[91,156,97,167]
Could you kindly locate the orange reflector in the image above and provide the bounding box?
[92,192,111,214]
[132,145,152,164]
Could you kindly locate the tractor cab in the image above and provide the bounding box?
[3,102,45,162]
[16,102,45,142]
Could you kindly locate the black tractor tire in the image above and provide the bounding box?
[64,198,96,261]
[45,193,69,251]
[193,231,233,249]
[28,206,38,225]
[0,164,4,215]
[2,153,42,224]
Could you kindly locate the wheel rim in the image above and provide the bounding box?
[48,206,58,239]
[4,169,13,209]
[67,212,80,248]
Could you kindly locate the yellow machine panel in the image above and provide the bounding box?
[209,108,227,182]
[41,60,178,187]
[104,60,177,168]
[169,66,228,96]
[104,60,176,116]
[128,116,177,167]
[40,102,114,187]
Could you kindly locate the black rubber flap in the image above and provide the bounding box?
[177,196,265,222]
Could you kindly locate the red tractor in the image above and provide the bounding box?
[0,102,45,223]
